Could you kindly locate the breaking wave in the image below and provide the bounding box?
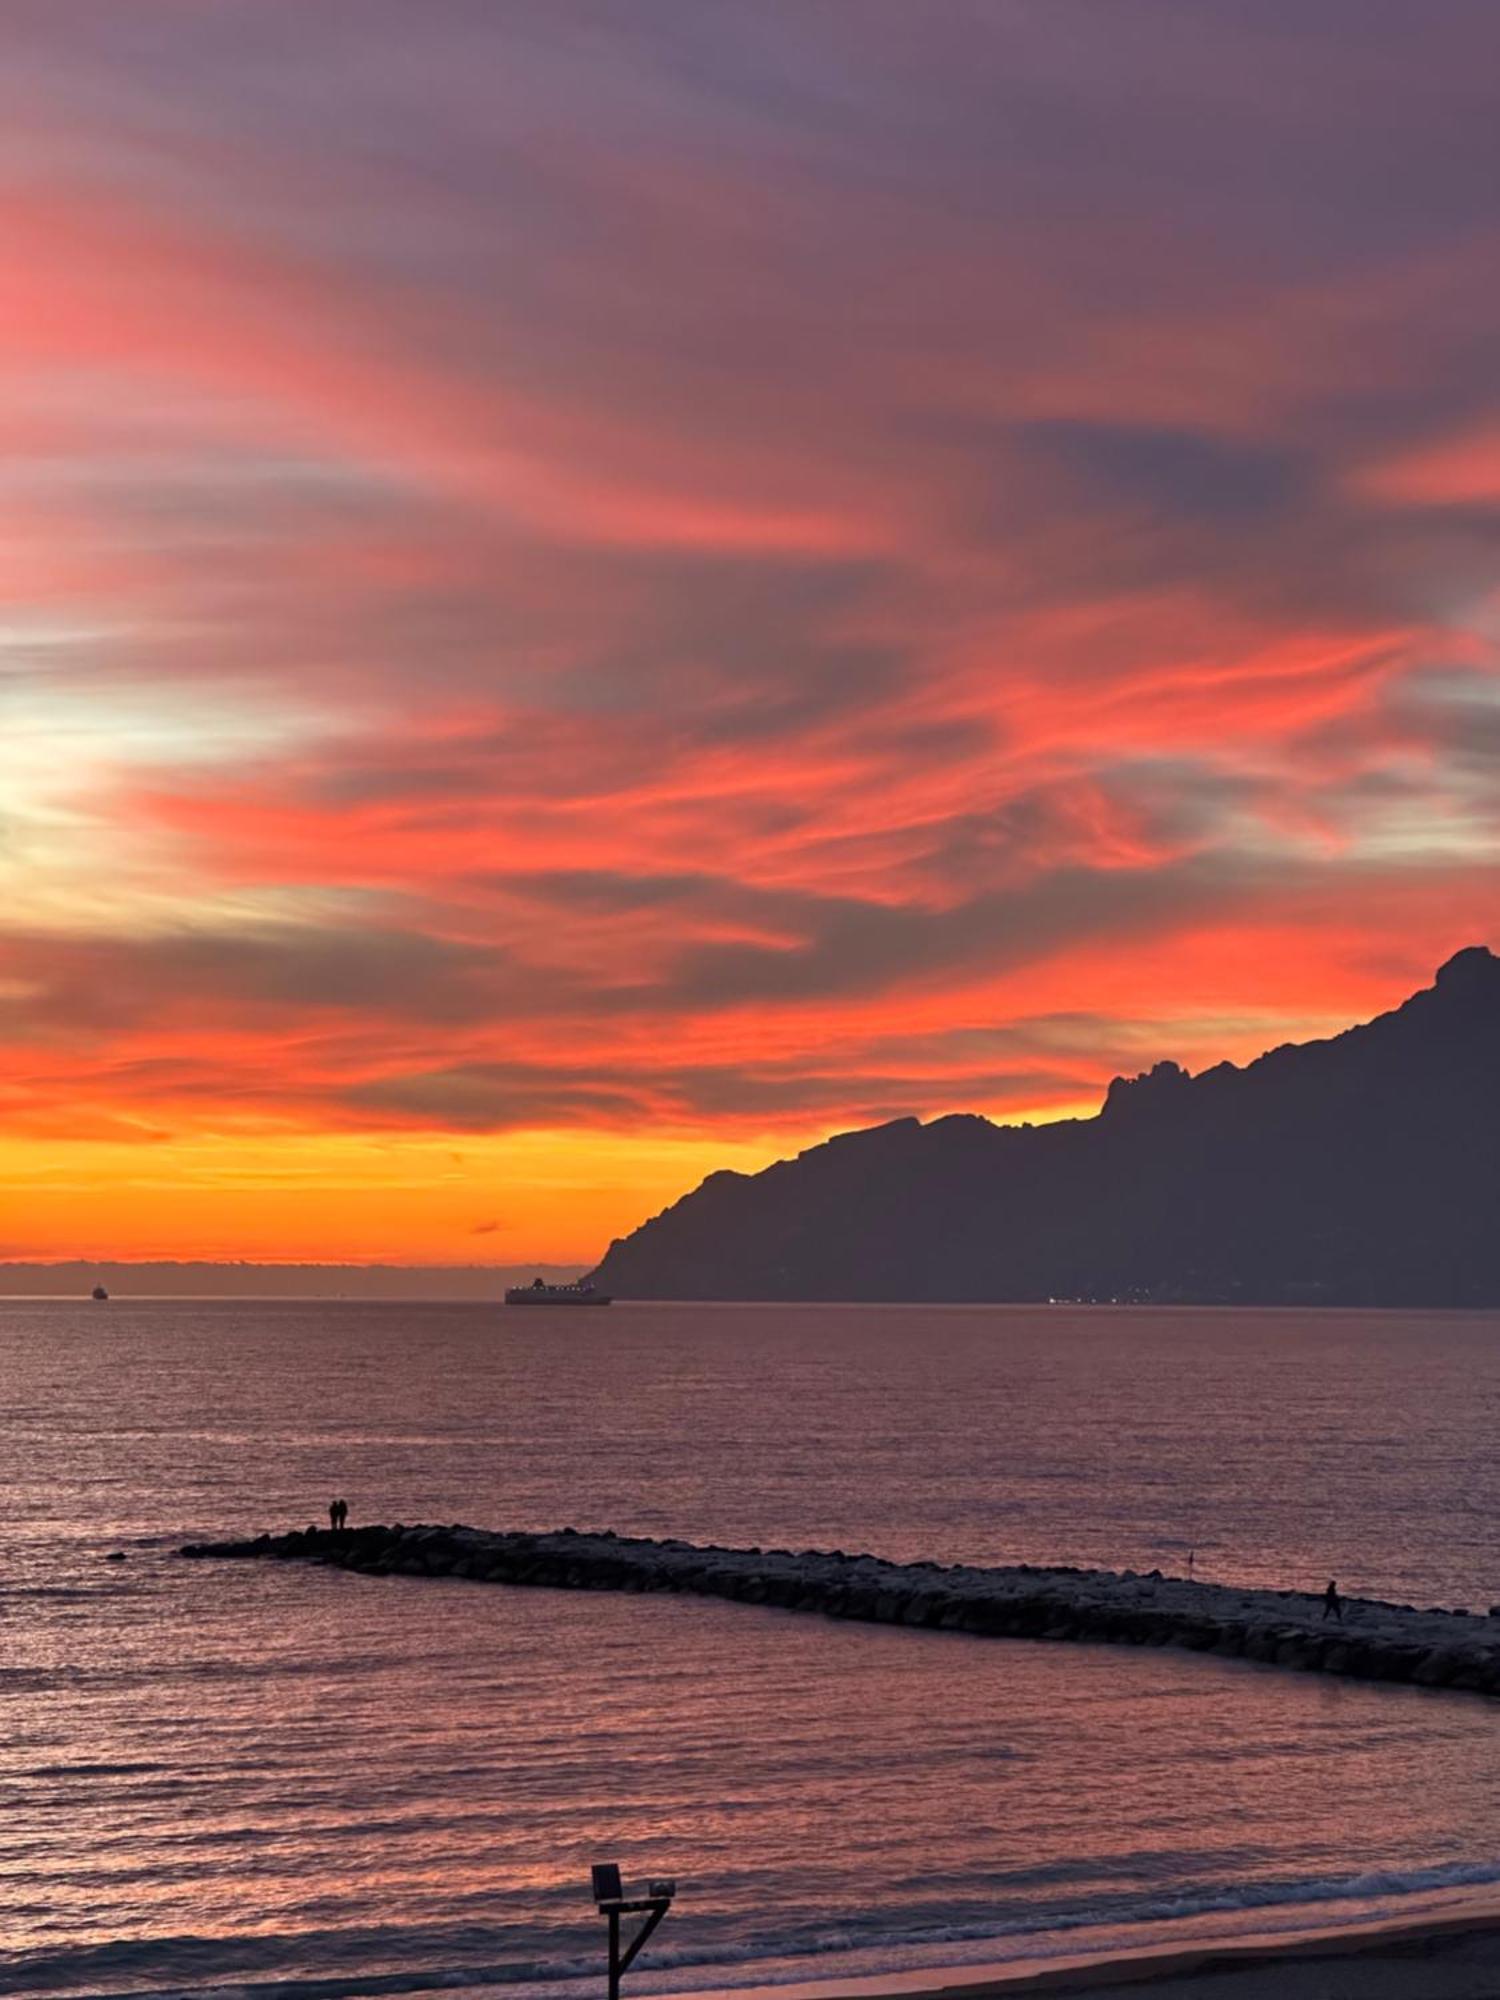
[10,1858,1500,2000]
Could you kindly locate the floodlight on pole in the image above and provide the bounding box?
[590,1862,677,2000]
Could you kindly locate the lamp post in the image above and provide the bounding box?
[591,1864,677,2000]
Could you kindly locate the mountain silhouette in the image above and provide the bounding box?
[590,948,1500,1305]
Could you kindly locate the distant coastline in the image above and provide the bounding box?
[0,1261,586,1300]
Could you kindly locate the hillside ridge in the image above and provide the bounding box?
[590,948,1500,1305]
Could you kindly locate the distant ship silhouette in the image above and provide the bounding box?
[504,1276,611,1306]
[91,1284,109,1301]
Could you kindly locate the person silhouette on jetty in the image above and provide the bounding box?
[328,1499,339,1532]
[336,1498,348,1530]
[1323,1579,1343,1622]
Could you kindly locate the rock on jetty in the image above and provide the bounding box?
[179,1524,1500,1698]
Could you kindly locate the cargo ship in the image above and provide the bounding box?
[504,1277,612,1306]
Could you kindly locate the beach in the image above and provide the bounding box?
[940,1907,1500,1995]
[744,1906,1500,1999]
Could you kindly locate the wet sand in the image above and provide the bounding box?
[694,1905,1500,2000]
[938,1910,1500,1995]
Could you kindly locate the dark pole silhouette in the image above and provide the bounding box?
[591,1865,675,2000]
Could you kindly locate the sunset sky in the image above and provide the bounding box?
[3,1,1498,1265]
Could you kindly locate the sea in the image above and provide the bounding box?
[5,1298,1500,2000]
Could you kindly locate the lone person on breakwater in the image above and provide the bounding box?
[1323,1579,1343,1622]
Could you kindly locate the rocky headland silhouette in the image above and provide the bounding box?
[590,947,1500,1305]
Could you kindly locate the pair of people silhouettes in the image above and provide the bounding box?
[328,1497,349,1531]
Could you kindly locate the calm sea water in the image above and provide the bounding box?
[5,1299,1500,2000]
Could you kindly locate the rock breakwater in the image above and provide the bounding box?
[179,1524,1500,1697]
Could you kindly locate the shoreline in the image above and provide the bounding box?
[677,1899,1500,2000]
